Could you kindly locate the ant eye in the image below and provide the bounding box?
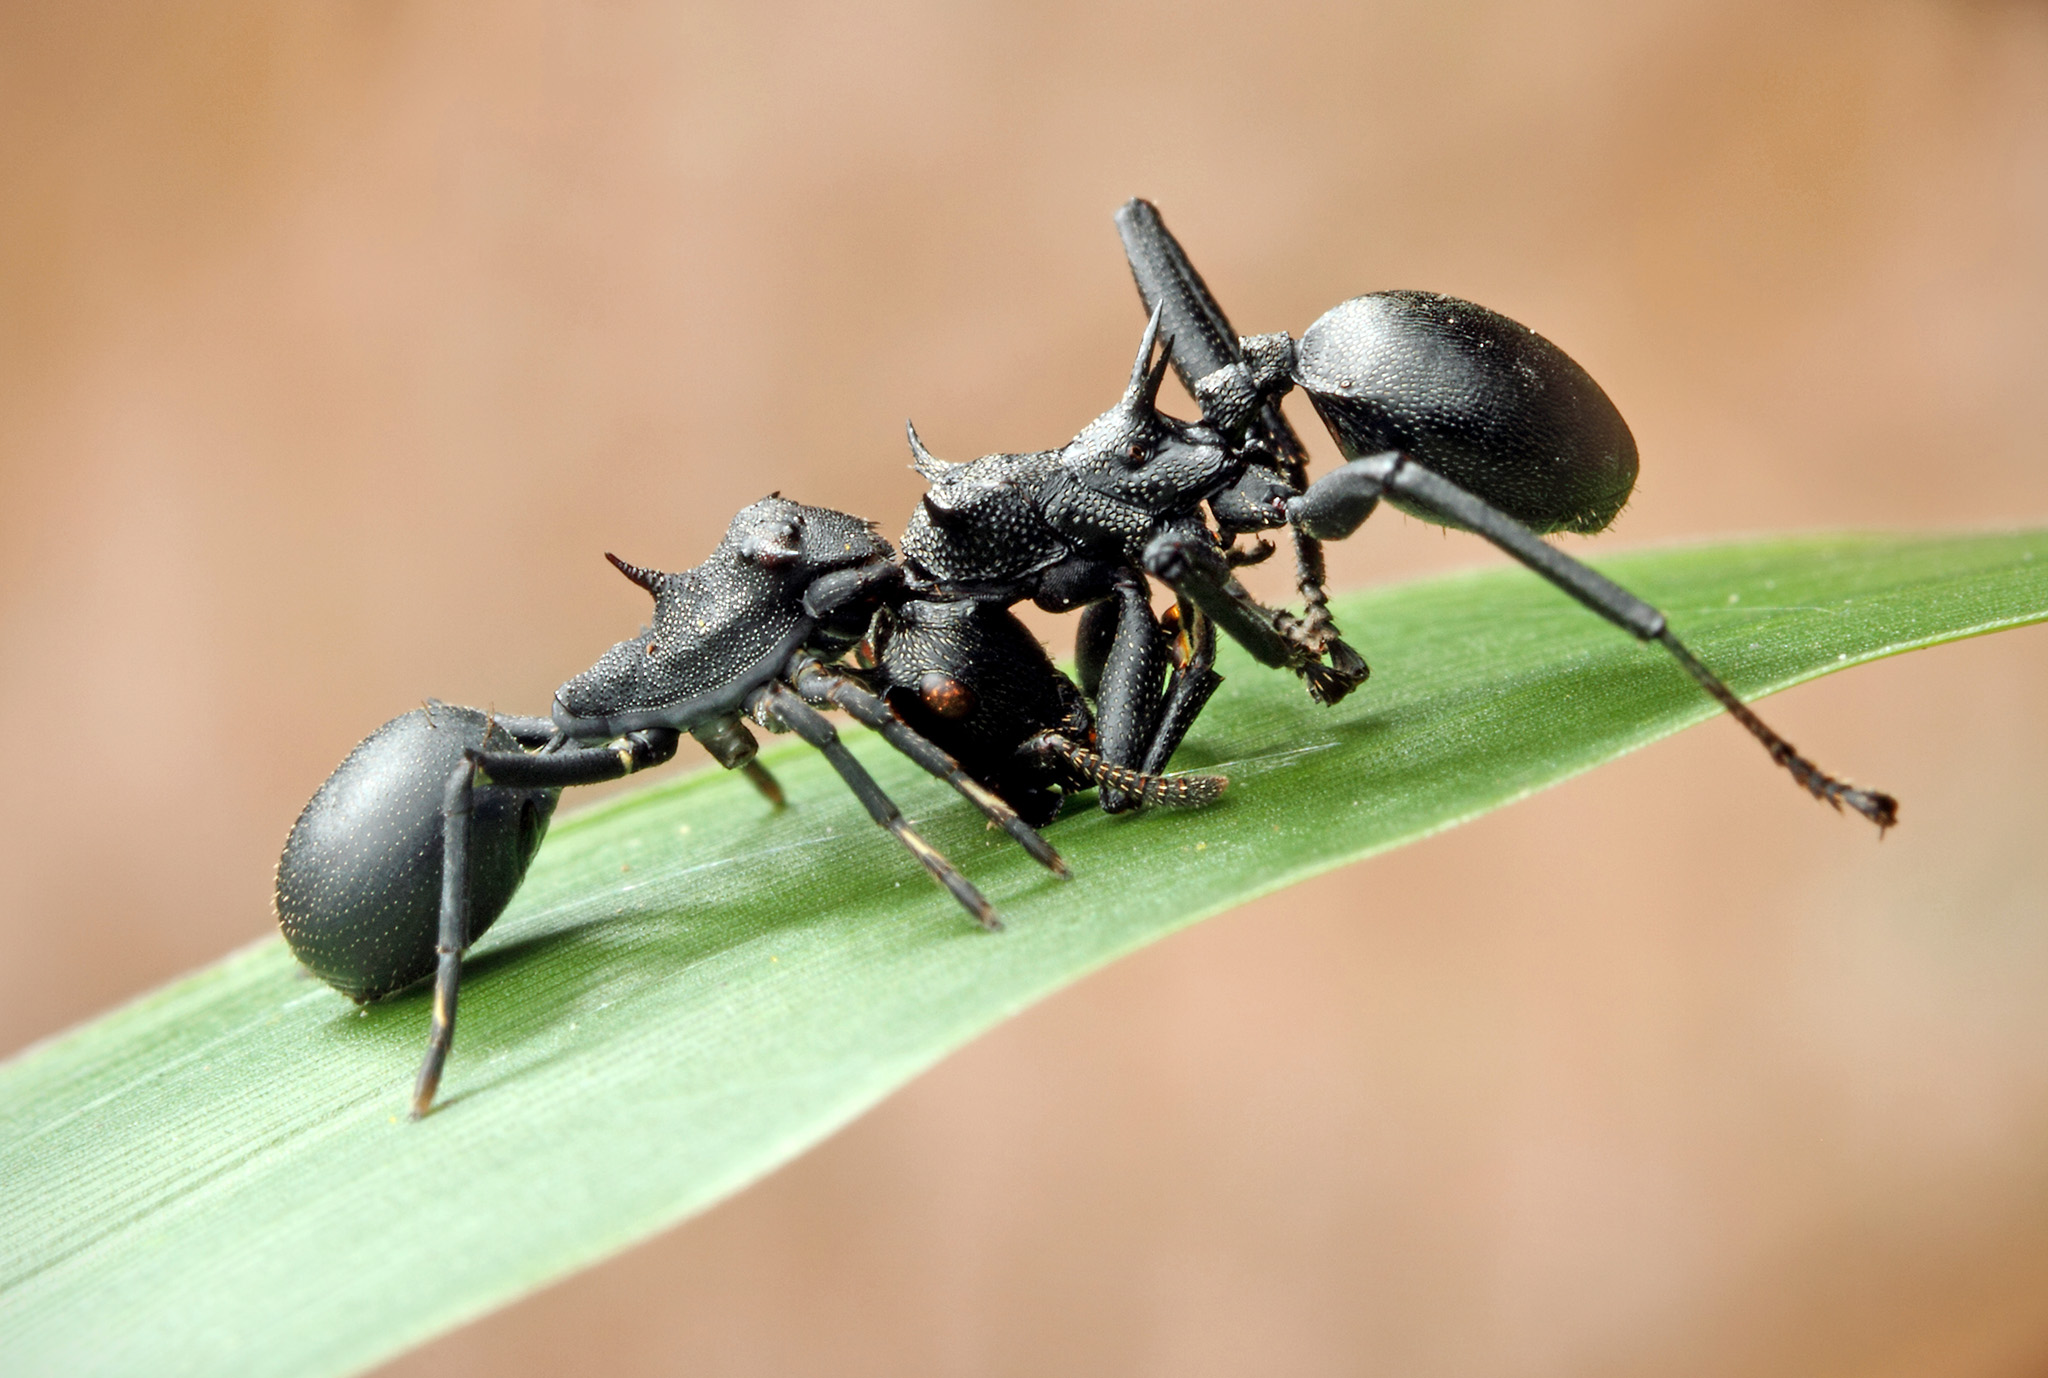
[1123,442,1148,467]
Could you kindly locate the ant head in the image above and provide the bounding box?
[723,495,893,577]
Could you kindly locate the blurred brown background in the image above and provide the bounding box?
[4,2,2047,1374]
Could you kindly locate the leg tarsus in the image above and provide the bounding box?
[1656,631,1898,831]
[1144,530,1366,704]
[409,948,459,1119]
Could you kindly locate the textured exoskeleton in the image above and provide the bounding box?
[900,309,1348,812]
[1132,197,1893,831]
[279,497,1074,1118]
[277,705,558,1003]
[897,198,1894,833]
[866,597,1223,828]
[1291,291,1638,535]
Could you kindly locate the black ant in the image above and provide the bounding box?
[276,201,1893,1120]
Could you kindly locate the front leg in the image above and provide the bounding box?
[1142,528,1368,706]
[1141,600,1222,779]
[1092,571,1171,813]
[1072,590,1226,808]
[790,660,1068,877]
[1113,198,1347,653]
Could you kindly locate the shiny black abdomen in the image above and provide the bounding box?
[275,706,557,1002]
[1294,292,1638,535]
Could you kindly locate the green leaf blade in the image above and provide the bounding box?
[2,531,2043,1377]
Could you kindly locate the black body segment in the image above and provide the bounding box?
[902,449,1072,591]
[870,598,1081,823]
[904,312,1240,594]
[867,597,1224,827]
[1294,292,1639,534]
[275,706,558,1002]
[898,308,1314,804]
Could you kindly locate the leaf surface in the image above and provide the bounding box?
[3,531,2042,1377]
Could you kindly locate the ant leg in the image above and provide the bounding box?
[1023,731,1226,808]
[1114,196,1305,479]
[413,754,477,1119]
[1287,527,1368,682]
[689,715,786,809]
[488,712,564,747]
[1116,197,1244,394]
[1092,572,1171,813]
[1114,198,1359,670]
[409,729,681,1118]
[790,661,1068,877]
[422,701,562,749]
[741,762,786,808]
[1143,530,1367,705]
[752,682,1002,931]
[1075,597,1119,701]
[1140,600,1222,777]
[468,730,682,791]
[1294,453,1899,830]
